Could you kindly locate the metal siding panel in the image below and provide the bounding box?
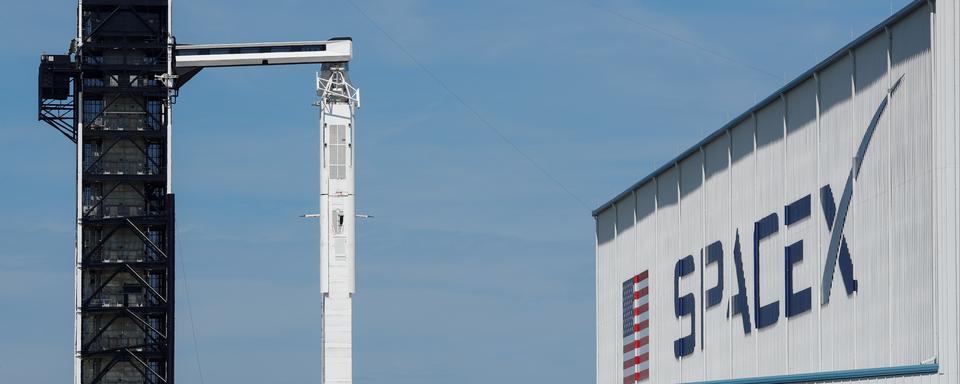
[729,118,757,378]
[618,197,638,293]
[680,153,705,382]
[597,208,617,384]
[817,52,857,373]
[635,182,658,382]
[932,0,960,383]
[889,7,935,367]
[755,98,788,376]
[784,78,820,374]
[657,168,681,383]
[852,32,891,371]
[616,198,637,383]
[617,199,637,266]
[702,136,732,380]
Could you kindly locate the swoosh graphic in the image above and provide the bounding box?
[821,75,903,305]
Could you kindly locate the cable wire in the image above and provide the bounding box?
[581,0,785,82]
[177,229,207,384]
[343,0,591,211]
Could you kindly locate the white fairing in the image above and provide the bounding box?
[595,1,959,383]
[318,66,358,384]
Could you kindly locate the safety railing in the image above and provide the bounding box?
[88,294,147,308]
[87,111,162,131]
[88,249,162,264]
[102,204,146,219]
[83,202,166,219]
[91,160,160,176]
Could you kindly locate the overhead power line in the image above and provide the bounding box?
[582,1,785,82]
[343,0,591,211]
[177,230,207,384]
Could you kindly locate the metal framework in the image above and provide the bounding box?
[37,1,355,384]
[35,1,179,383]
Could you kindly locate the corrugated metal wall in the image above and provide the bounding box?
[932,0,960,382]
[595,2,960,383]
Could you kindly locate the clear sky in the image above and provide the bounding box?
[0,0,913,383]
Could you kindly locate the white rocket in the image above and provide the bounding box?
[316,61,360,384]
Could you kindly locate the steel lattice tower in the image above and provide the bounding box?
[40,1,176,383]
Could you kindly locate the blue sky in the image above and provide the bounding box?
[0,0,912,382]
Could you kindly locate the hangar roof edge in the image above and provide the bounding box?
[593,0,929,217]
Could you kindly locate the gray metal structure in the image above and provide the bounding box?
[594,1,959,383]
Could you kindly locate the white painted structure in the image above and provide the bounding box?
[173,38,360,384]
[316,63,360,384]
[173,38,359,384]
[594,1,959,383]
[174,40,353,69]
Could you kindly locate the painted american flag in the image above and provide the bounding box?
[622,270,650,383]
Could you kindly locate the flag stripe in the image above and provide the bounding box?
[622,271,651,383]
[623,336,651,353]
[623,353,651,369]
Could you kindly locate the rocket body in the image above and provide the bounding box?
[318,64,358,384]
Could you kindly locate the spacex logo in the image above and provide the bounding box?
[671,76,904,359]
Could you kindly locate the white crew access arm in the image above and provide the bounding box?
[173,38,352,88]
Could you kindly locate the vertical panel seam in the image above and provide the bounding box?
[814,70,823,374]
[781,93,790,374]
